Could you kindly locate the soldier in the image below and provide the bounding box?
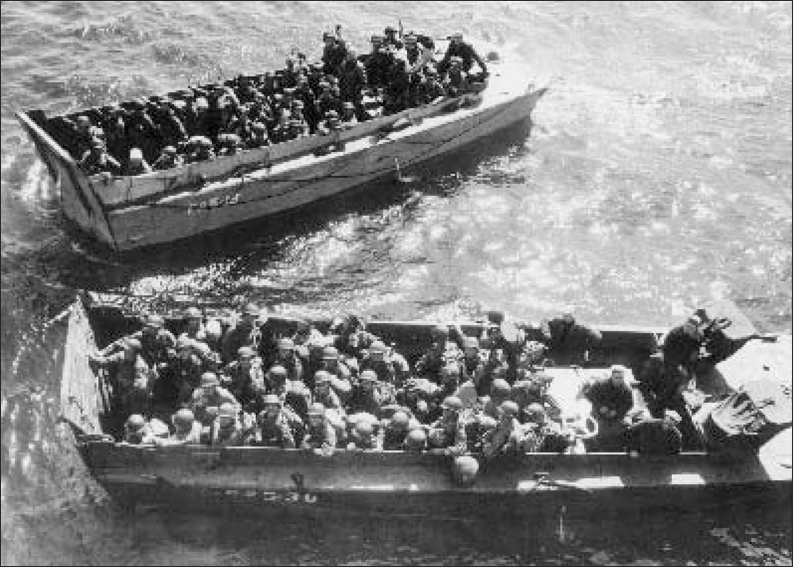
[358,340,410,388]
[151,145,184,171]
[152,335,206,408]
[90,337,154,417]
[154,408,203,446]
[245,122,271,149]
[338,101,359,129]
[380,410,411,451]
[395,377,441,424]
[312,370,347,439]
[437,32,489,77]
[221,302,263,364]
[346,369,395,417]
[253,394,300,448]
[203,402,248,446]
[404,427,427,452]
[338,50,367,108]
[301,403,337,456]
[427,396,469,457]
[362,35,391,89]
[346,419,381,451]
[270,337,304,383]
[79,138,122,176]
[318,346,353,400]
[481,400,523,459]
[415,325,462,385]
[519,403,574,454]
[158,104,188,148]
[382,25,403,50]
[124,147,153,176]
[187,372,239,427]
[65,114,105,159]
[540,311,603,366]
[415,66,446,106]
[321,28,348,76]
[186,136,216,163]
[122,414,161,445]
[221,346,266,413]
[262,364,311,422]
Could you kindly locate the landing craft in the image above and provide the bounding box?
[57,292,791,521]
[17,36,547,253]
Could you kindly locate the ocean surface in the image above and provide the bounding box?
[1,1,791,564]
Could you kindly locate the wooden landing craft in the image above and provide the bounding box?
[59,292,791,520]
[17,40,547,253]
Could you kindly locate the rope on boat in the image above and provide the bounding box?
[136,98,521,211]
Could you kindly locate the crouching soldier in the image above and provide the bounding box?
[380,410,411,451]
[301,403,337,456]
[253,394,300,448]
[188,372,239,427]
[122,414,166,444]
[154,408,203,446]
[346,419,382,451]
[221,346,266,413]
[519,403,574,453]
[427,396,469,457]
[90,337,154,417]
[481,401,523,459]
[202,402,248,446]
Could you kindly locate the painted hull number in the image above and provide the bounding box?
[213,488,318,504]
[187,192,240,215]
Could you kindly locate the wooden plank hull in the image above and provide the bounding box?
[103,89,543,251]
[80,442,792,520]
[60,295,792,520]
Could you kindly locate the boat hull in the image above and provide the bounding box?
[81,441,792,521]
[18,84,545,253]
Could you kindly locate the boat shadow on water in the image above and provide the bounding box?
[124,502,792,565]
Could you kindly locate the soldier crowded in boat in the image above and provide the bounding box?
[53,26,492,178]
[88,298,789,480]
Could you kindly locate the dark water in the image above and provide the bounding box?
[1,1,791,564]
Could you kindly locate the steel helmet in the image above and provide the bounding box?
[268,365,288,379]
[321,346,339,360]
[308,403,326,417]
[369,341,388,355]
[524,403,546,423]
[355,420,374,437]
[200,372,220,387]
[441,396,464,412]
[359,370,378,383]
[404,428,427,451]
[123,337,142,351]
[217,403,237,419]
[242,302,260,317]
[238,346,256,359]
[172,409,195,428]
[390,411,409,429]
[277,337,295,350]
[314,370,332,385]
[143,313,164,328]
[498,400,519,417]
[184,306,201,319]
[129,147,143,161]
[463,336,479,350]
[453,455,479,486]
[125,414,146,432]
[176,336,194,351]
[262,394,281,406]
[490,379,511,398]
